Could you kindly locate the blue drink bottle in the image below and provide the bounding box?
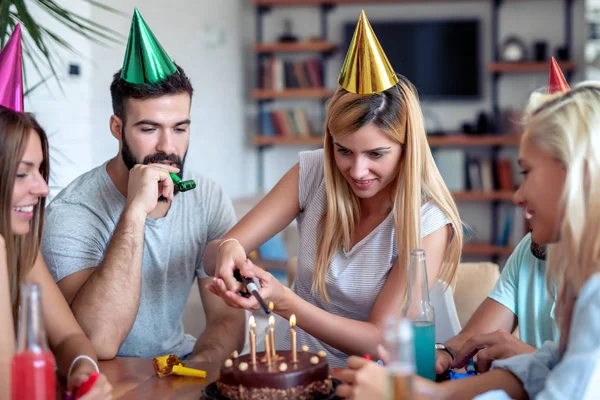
[401,249,436,380]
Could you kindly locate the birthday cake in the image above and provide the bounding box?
[217,349,332,400]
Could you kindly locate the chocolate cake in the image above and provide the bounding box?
[217,350,332,400]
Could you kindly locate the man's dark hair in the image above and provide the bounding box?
[530,240,547,261]
[110,63,194,123]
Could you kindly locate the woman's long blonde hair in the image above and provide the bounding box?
[0,106,49,326]
[521,82,600,352]
[313,76,463,302]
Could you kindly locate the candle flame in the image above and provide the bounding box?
[268,315,275,327]
[290,314,296,327]
[268,301,274,311]
[249,315,256,329]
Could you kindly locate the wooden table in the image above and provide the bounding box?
[57,358,343,399]
[57,358,220,399]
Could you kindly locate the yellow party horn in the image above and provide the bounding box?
[152,354,207,378]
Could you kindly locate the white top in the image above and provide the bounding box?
[290,149,450,368]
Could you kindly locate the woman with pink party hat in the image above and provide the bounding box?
[0,26,111,399]
[338,60,600,400]
[204,11,463,369]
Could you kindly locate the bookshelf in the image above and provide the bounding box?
[251,0,575,263]
[463,244,514,257]
[252,88,334,100]
[252,134,521,147]
[452,191,515,201]
[253,40,337,53]
[253,0,481,5]
[487,61,576,73]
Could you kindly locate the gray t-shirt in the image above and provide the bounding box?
[41,162,236,358]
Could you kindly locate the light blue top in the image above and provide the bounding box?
[492,273,600,399]
[487,233,559,347]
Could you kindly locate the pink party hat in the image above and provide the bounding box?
[0,25,23,111]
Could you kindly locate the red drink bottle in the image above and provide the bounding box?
[11,283,56,400]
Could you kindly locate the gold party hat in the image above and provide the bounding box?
[338,11,398,95]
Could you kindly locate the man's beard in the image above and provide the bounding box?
[530,240,547,261]
[121,130,187,202]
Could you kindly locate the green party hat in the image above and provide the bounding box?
[121,8,177,84]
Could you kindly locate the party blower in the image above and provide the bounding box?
[170,173,196,192]
[152,355,206,378]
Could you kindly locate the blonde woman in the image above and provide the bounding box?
[342,83,600,399]
[203,12,462,368]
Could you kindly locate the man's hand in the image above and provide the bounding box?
[125,163,179,216]
[435,349,454,374]
[453,330,536,373]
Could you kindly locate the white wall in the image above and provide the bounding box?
[25,0,252,200]
[23,0,94,198]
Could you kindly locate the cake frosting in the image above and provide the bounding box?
[217,350,332,400]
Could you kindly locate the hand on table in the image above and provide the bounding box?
[336,356,387,400]
[453,330,536,373]
[336,353,448,400]
[67,371,112,400]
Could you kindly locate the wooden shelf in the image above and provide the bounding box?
[252,136,323,146]
[487,61,576,73]
[253,41,337,53]
[463,243,514,256]
[254,0,479,5]
[427,134,520,147]
[252,135,520,147]
[452,191,515,201]
[252,88,334,100]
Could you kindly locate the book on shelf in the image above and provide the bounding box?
[260,57,323,90]
[467,156,482,191]
[496,205,525,247]
[495,157,514,191]
[259,108,314,137]
[432,152,516,193]
[480,159,494,192]
[432,149,465,192]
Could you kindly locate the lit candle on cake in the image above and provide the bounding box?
[269,315,276,358]
[290,314,297,363]
[264,328,272,364]
[249,315,257,365]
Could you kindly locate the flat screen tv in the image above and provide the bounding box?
[342,19,481,100]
